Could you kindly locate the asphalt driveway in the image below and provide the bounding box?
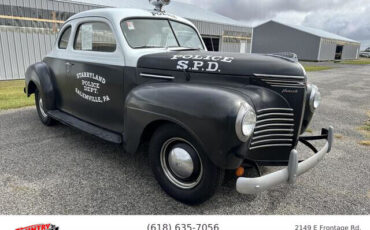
[0,64,369,214]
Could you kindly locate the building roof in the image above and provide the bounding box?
[261,20,359,44]
[66,0,248,27]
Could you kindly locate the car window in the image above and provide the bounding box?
[121,19,178,48]
[58,26,71,49]
[121,19,204,50]
[169,21,204,49]
[74,22,116,52]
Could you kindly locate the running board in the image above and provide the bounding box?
[47,110,122,144]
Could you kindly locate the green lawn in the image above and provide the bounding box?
[0,80,34,110]
[339,58,370,65]
[303,65,334,72]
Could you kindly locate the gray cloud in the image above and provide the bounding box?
[176,0,370,49]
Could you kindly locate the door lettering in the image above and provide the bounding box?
[75,72,110,103]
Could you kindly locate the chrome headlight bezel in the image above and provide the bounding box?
[235,102,256,142]
[309,84,321,112]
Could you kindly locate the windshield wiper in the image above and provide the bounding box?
[171,47,202,51]
[135,45,163,49]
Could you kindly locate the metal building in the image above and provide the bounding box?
[252,20,361,61]
[0,0,252,80]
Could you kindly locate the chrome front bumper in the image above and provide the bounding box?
[236,126,334,194]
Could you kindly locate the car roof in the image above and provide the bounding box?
[67,8,195,27]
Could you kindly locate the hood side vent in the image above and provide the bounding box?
[254,73,305,88]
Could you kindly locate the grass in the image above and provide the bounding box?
[358,111,370,146]
[0,80,34,110]
[305,128,313,133]
[359,140,370,146]
[339,58,370,65]
[303,65,334,72]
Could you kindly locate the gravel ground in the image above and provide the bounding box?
[0,64,369,215]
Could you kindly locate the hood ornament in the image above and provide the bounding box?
[149,0,171,12]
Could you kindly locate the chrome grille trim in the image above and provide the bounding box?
[256,118,294,124]
[254,123,294,129]
[257,108,293,113]
[257,113,294,118]
[250,138,293,146]
[250,108,295,150]
[249,144,292,150]
[252,133,294,140]
[254,128,294,135]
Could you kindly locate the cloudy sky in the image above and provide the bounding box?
[176,0,370,49]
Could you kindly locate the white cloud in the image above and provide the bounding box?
[174,0,370,49]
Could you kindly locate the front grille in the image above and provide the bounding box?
[250,108,295,150]
[254,73,305,88]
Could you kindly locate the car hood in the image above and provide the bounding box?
[137,50,305,76]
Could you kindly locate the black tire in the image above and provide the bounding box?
[149,124,224,205]
[35,89,55,126]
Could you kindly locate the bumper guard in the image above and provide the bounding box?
[236,126,334,194]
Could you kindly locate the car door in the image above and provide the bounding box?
[63,18,125,133]
[44,24,73,111]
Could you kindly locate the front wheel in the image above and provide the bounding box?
[35,89,55,126]
[149,124,224,205]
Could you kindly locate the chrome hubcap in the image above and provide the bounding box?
[39,97,47,118]
[168,147,194,179]
[160,137,202,189]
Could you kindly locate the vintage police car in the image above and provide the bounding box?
[24,0,333,204]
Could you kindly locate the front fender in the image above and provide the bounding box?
[25,62,56,110]
[124,83,251,169]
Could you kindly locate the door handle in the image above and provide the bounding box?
[65,62,74,73]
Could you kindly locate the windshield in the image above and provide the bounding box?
[121,18,204,49]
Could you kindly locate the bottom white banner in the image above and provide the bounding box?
[0,216,368,230]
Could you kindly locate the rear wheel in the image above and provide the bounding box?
[149,124,224,205]
[35,89,55,126]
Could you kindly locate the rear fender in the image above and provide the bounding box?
[25,62,56,110]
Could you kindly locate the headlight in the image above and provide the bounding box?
[235,102,256,142]
[309,84,321,112]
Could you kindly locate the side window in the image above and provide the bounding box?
[74,22,116,52]
[169,21,204,49]
[58,26,71,49]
